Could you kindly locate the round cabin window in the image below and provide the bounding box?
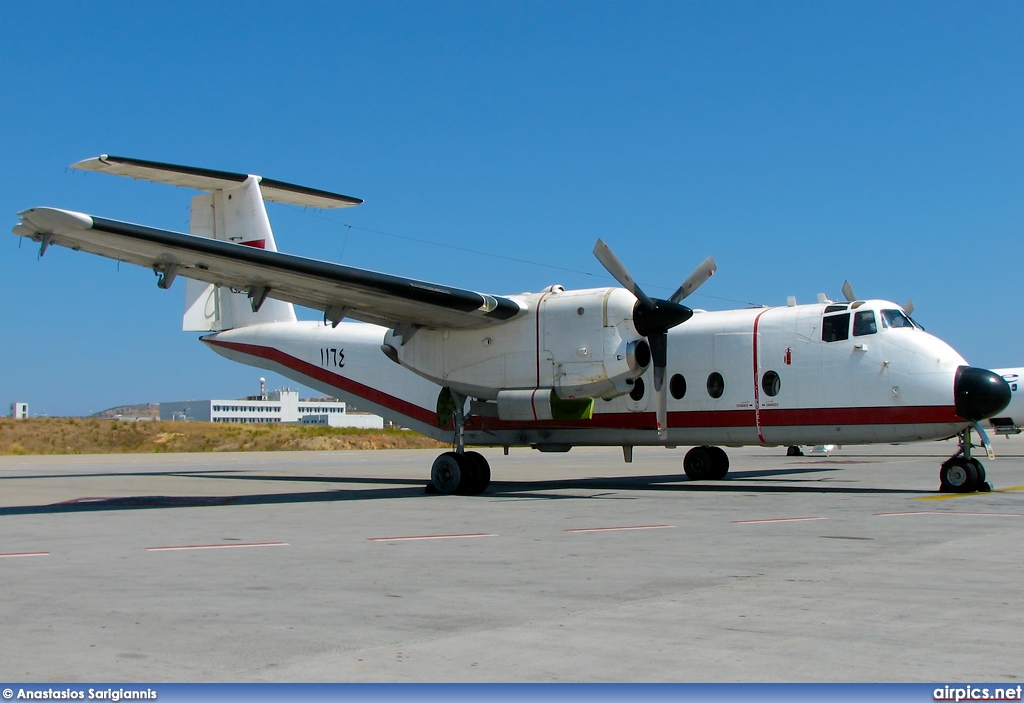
[629,377,646,401]
[707,372,724,399]
[761,370,781,397]
[670,374,686,400]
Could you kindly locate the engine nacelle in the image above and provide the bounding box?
[383,286,648,401]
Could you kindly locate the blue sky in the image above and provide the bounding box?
[1,0,1021,416]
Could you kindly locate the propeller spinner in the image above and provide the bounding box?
[593,239,717,439]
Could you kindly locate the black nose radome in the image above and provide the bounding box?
[955,366,1012,421]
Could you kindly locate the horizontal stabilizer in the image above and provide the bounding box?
[72,155,363,209]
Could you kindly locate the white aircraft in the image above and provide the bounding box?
[987,368,1022,436]
[12,156,1012,495]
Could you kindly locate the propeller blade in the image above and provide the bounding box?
[841,280,857,303]
[903,299,915,316]
[669,256,717,304]
[649,333,669,439]
[593,238,654,309]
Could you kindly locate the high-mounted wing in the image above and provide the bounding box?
[13,207,523,330]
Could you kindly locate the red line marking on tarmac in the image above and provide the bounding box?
[875,511,1024,518]
[0,551,50,558]
[731,516,827,524]
[146,542,288,552]
[564,524,675,533]
[367,533,496,542]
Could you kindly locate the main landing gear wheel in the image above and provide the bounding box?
[683,445,730,481]
[431,452,462,494]
[430,389,492,496]
[458,451,491,495]
[429,451,492,495]
[787,445,804,457]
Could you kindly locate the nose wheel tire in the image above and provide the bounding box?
[939,457,978,493]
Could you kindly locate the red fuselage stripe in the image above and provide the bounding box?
[205,339,438,426]
[205,339,962,433]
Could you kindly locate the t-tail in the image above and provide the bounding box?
[70,154,363,331]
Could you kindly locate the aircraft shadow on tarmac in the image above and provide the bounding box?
[0,465,933,516]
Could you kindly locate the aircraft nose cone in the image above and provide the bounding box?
[954,366,1012,421]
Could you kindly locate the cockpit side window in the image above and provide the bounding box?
[853,310,877,336]
[822,313,850,342]
[880,309,914,329]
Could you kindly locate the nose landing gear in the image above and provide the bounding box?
[940,426,994,493]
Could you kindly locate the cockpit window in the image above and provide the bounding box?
[821,313,850,342]
[880,309,914,329]
[853,310,877,336]
[824,304,849,313]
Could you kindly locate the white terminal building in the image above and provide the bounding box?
[159,379,384,429]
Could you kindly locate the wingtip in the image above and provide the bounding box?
[18,207,94,232]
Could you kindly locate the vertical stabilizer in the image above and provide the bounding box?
[183,177,297,331]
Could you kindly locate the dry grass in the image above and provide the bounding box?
[0,418,446,455]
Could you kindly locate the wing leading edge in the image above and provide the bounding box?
[13,207,523,330]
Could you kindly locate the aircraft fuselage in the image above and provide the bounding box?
[203,295,974,451]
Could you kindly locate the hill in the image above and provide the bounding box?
[0,418,445,455]
[90,403,160,419]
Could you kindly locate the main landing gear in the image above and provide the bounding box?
[428,390,491,495]
[683,445,730,481]
[429,451,491,495]
[939,426,993,494]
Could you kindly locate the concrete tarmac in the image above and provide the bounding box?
[1,436,1022,682]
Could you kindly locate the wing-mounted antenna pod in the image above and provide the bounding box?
[71,155,363,209]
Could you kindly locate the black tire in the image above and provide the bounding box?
[683,446,713,481]
[939,458,978,493]
[431,452,462,495]
[787,445,804,457]
[706,446,730,480]
[968,458,986,484]
[461,451,491,494]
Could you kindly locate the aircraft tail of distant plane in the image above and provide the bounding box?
[70,155,364,332]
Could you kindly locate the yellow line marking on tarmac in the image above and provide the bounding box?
[915,485,1024,501]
